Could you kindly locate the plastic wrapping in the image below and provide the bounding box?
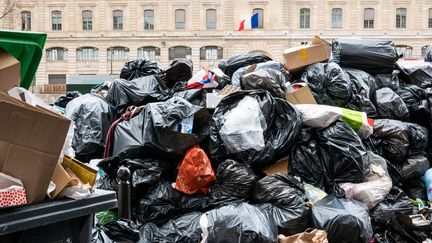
[425,45,432,62]
[344,68,378,116]
[119,59,164,81]
[300,62,352,107]
[210,159,258,198]
[332,38,398,74]
[251,174,311,235]
[398,62,432,88]
[312,195,373,243]
[339,152,392,209]
[241,68,288,98]
[232,60,290,87]
[397,84,432,130]
[200,202,277,243]
[53,91,81,109]
[210,90,302,169]
[374,87,409,121]
[106,76,171,111]
[65,94,116,162]
[218,53,272,78]
[164,59,193,88]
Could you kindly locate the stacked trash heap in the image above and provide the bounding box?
[56,39,432,243]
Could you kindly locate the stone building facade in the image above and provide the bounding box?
[1,0,432,92]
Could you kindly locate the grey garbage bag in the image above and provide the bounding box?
[231,60,290,87]
[241,68,287,98]
[373,87,409,120]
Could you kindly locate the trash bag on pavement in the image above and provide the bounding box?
[101,219,140,243]
[139,212,202,243]
[175,146,216,195]
[120,59,164,81]
[332,38,398,74]
[112,96,211,156]
[373,87,409,121]
[54,91,81,109]
[65,94,116,162]
[164,59,193,88]
[231,60,290,87]
[396,84,432,129]
[210,159,258,199]
[425,45,432,62]
[344,68,378,116]
[399,155,430,183]
[300,62,352,107]
[210,90,302,169]
[200,202,278,243]
[312,195,373,243]
[106,76,171,111]
[398,62,432,88]
[218,53,272,78]
[251,174,311,235]
[241,68,287,98]
[339,152,393,209]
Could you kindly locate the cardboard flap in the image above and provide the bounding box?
[0,49,20,92]
[311,35,330,45]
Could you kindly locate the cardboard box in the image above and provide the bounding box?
[0,92,70,203]
[0,49,20,92]
[63,155,97,189]
[285,83,317,105]
[262,157,289,175]
[283,36,331,72]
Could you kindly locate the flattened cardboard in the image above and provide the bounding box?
[0,49,20,92]
[286,84,317,105]
[283,36,331,72]
[263,157,289,175]
[50,162,73,199]
[0,92,70,203]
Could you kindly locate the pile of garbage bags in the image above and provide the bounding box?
[55,42,432,242]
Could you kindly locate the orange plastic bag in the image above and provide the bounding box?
[175,146,216,195]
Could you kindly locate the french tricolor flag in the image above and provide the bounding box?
[238,12,259,31]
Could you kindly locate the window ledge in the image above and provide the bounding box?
[47,3,66,7]
[249,1,269,6]
[78,3,97,7]
[327,1,348,5]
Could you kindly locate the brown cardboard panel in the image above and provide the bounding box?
[286,85,317,105]
[263,157,289,175]
[50,162,73,199]
[0,49,20,92]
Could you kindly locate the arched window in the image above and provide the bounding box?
[52,11,62,30]
[144,9,154,30]
[113,10,123,30]
[396,8,407,28]
[332,8,342,28]
[77,47,99,61]
[169,46,191,60]
[364,8,374,28]
[396,45,413,58]
[108,47,129,61]
[46,47,68,61]
[300,8,310,29]
[206,9,217,29]
[138,46,160,60]
[82,10,93,30]
[252,8,264,28]
[21,11,31,31]
[200,46,223,60]
[175,9,186,29]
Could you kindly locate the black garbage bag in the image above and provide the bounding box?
[54,91,81,109]
[65,94,116,162]
[218,54,272,78]
[112,96,211,156]
[332,38,399,74]
[96,174,119,192]
[164,59,193,88]
[312,195,373,243]
[251,174,311,235]
[172,88,206,107]
[398,62,432,88]
[201,202,278,243]
[401,178,427,200]
[179,194,244,214]
[406,123,429,155]
[241,68,287,98]
[92,227,113,243]
[425,45,432,62]
[374,87,409,120]
[209,90,302,169]
[106,76,171,111]
[376,70,401,90]
[231,61,290,87]
[397,84,432,129]
[370,187,414,233]
[300,62,352,107]
[139,212,202,243]
[120,59,165,81]
[101,219,140,243]
[210,159,258,198]
[344,68,378,117]
[382,213,432,243]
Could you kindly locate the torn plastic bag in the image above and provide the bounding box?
[139,212,202,243]
[300,62,352,107]
[164,59,193,88]
[218,53,272,78]
[106,76,171,111]
[53,91,81,109]
[339,152,393,209]
[175,146,215,195]
[344,68,378,117]
[251,174,311,235]
[210,159,258,198]
[398,62,432,88]
[65,94,116,162]
[332,38,398,74]
[374,87,409,120]
[370,187,413,233]
[397,84,432,129]
[401,178,427,200]
[376,70,401,90]
[200,202,277,243]
[312,195,373,243]
[425,45,432,62]
[210,90,302,169]
[101,219,140,243]
[295,104,373,139]
[399,155,430,183]
[120,58,165,81]
[112,96,211,156]
[231,60,290,87]
[241,68,288,98]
